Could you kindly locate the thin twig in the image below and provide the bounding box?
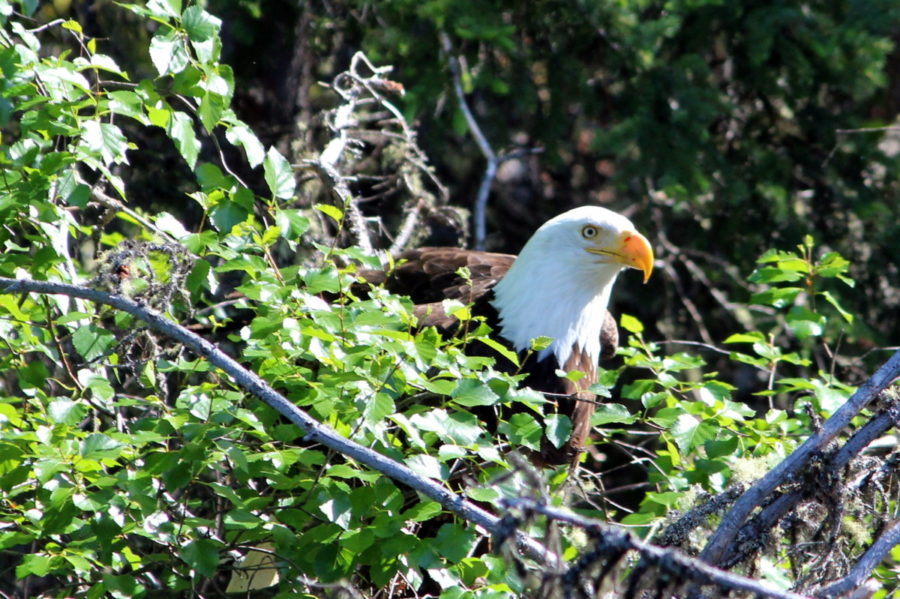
[73,172,179,244]
[389,198,424,255]
[814,520,900,598]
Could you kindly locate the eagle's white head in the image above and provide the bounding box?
[490,206,653,367]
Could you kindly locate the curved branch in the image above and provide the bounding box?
[0,276,555,565]
[701,350,900,565]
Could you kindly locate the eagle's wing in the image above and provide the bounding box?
[359,247,513,330]
[360,247,618,358]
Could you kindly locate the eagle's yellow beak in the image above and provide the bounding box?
[588,231,654,283]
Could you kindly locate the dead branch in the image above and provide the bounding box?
[701,349,900,565]
[303,52,449,256]
[499,498,813,599]
[0,276,555,566]
[656,485,746,549]
[718,397,900,568]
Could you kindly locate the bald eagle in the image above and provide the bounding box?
[364,206,653,464]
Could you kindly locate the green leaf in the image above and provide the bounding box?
[37,66,91,101]
[786,305,825,339]
[451,379,499,407]
[466,487,500,502]
[749,287,802,308]
[749,266,805,284]
[263,147,295,199]
[401,501,442,523]
[198,91,224,132]
[224,509,263,530]
[645,491,684,508]
[670,414,717,454]
[181,539,220,577]
[149,29,189,76]
[275,209,310,240]
[591,403,636,426]
[705,435,739,459]
[89,53,126,77]
[147,0,181,18]
[544,414,572,449]
[80,121,129,166]
[434,523,476,563]
[182,6,220,42]
[108,90,148,124]
[225,120,265,167]
[315,203,343,223]
[210,198,249,233]
[406,454,447,480]
[72,324,116,362]
[80,434,124,460]
[529,336,553,351]
[620,313,644,334]
[48,398,87,425]
[813,380,851,413]
[498,413,542,451]
[16,554,53,577]
[819,290,853,323]
[816,252,851,279]
[363,393,394,424]
[168,111,200,169]
[477,337,519,367]
[86,375,114,402]
[724,332,766,344]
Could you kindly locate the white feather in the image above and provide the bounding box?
[490,206,637,366]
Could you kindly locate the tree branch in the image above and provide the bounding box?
[701,349,900,565]
[0,276,555,565]
[502,498,814,599]
[718,397,900,568]
[439,32,496,251]
[438,34,545,251]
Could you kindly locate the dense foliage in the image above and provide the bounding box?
[0,0,898,597]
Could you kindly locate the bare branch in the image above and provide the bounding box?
[701,349,900,565]
[501,498,814,599]
[74,171,179,245]
[389,198,424,255]
[439,33,541,251]
[0,276,555,566]
[719,398,900,568]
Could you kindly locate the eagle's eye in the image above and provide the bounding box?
[581,225,599,239]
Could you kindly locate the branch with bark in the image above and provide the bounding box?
[499,498,814,599]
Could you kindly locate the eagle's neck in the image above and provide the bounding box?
[490,254,621,368]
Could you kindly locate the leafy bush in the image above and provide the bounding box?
[0,1,897,597]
